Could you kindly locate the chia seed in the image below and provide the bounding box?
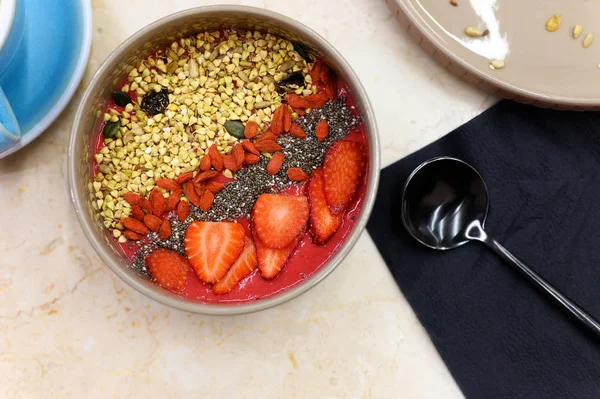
[130,96,360,279]
[193,96,359,221]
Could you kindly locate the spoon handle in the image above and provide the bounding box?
[486,239,600,337]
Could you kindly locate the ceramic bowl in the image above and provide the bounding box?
[68,6,380,315]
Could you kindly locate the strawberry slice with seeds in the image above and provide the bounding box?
[145,248,190,292]
[213,234,258,295]
[323,140,366,213]
[255,234,299,280]
[184,221,245,283]
[252,194,309,249]
[308,169,343,244]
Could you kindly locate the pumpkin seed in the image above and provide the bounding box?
[279,60,296,72]
[113,91,132,107]
[166,61,178,74]
[254,101,272,109]
[489,59,505,70]
[280,71,304,86]
[292,42,312,63]
[583,33,594,48]
[103,120,121,138]
[573,24,583,39]
[223,120,246,139]
[546,13,562,32]
[465,26,483,37]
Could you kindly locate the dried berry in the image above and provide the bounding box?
[244,154,260,164]
[255,140,283,153]
[287,94,310,109]
[156,178,181,191]
[139,197,152,215]
[149,188,166,216]
[165,189,182,212]
[289,123,307,139]
[123,230,144,241]
[193,181,206,196]
[271,105,285,135]
[176,172,194,184]
[124,192,142,206]
[244,121,259,139]
[205,181,225,193]
[113,91,132,107]
[208,144,223,171]
[283,107,292,132]
[305,94,329,109]
[267,152,285,175]
[199,190,215,212]
[242,141,259,155]
[122,217,150,235]
[141,89,169,116]
[223,154,240,172]
[309,60,323,85]
[199,154,212,172]
[255,131,277,144]
[194,170,220,183]
[293,107,306,116]
[131,205,145,221]
[233,144,245,167]
[144,214,162,232]
[183,182,202,208]
[316,120,329,142]
[287,168,308,181]
[159,220,172,241]
[177,200,190,222]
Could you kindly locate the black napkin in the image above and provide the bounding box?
[367,101,600,399]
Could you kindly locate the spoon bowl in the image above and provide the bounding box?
[402,157,488,250]
[402,156,600,337]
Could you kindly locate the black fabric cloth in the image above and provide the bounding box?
[367,101,600,399]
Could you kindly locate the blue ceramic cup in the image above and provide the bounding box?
[0,0,25,154]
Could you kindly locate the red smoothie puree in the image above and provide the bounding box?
[93,69,369,304]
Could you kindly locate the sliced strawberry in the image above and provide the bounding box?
[145,248,190,292]
[323,140,366,213]
[184,221,245,283]
[213,234,258,295]
[252,194,309,249]
[308,169,343,243]
[255,234,299,280]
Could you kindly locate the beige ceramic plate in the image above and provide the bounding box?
[387,0,600,110]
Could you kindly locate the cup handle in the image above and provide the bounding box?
[0,86,21,153]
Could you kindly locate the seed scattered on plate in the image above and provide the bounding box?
[489,60,505,70]
[573,24,583,39]
[449,0,457,6]
[546,13,562,32]
[583,33,594,48]
[465,26,483,38]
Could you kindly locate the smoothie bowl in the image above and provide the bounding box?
[68,6,379,315]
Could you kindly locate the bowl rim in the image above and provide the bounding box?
[68,5,380,315]
[394,0,600,108]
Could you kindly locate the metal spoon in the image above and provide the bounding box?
[401,156,600,336]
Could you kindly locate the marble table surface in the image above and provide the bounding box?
[0,0,497,397]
